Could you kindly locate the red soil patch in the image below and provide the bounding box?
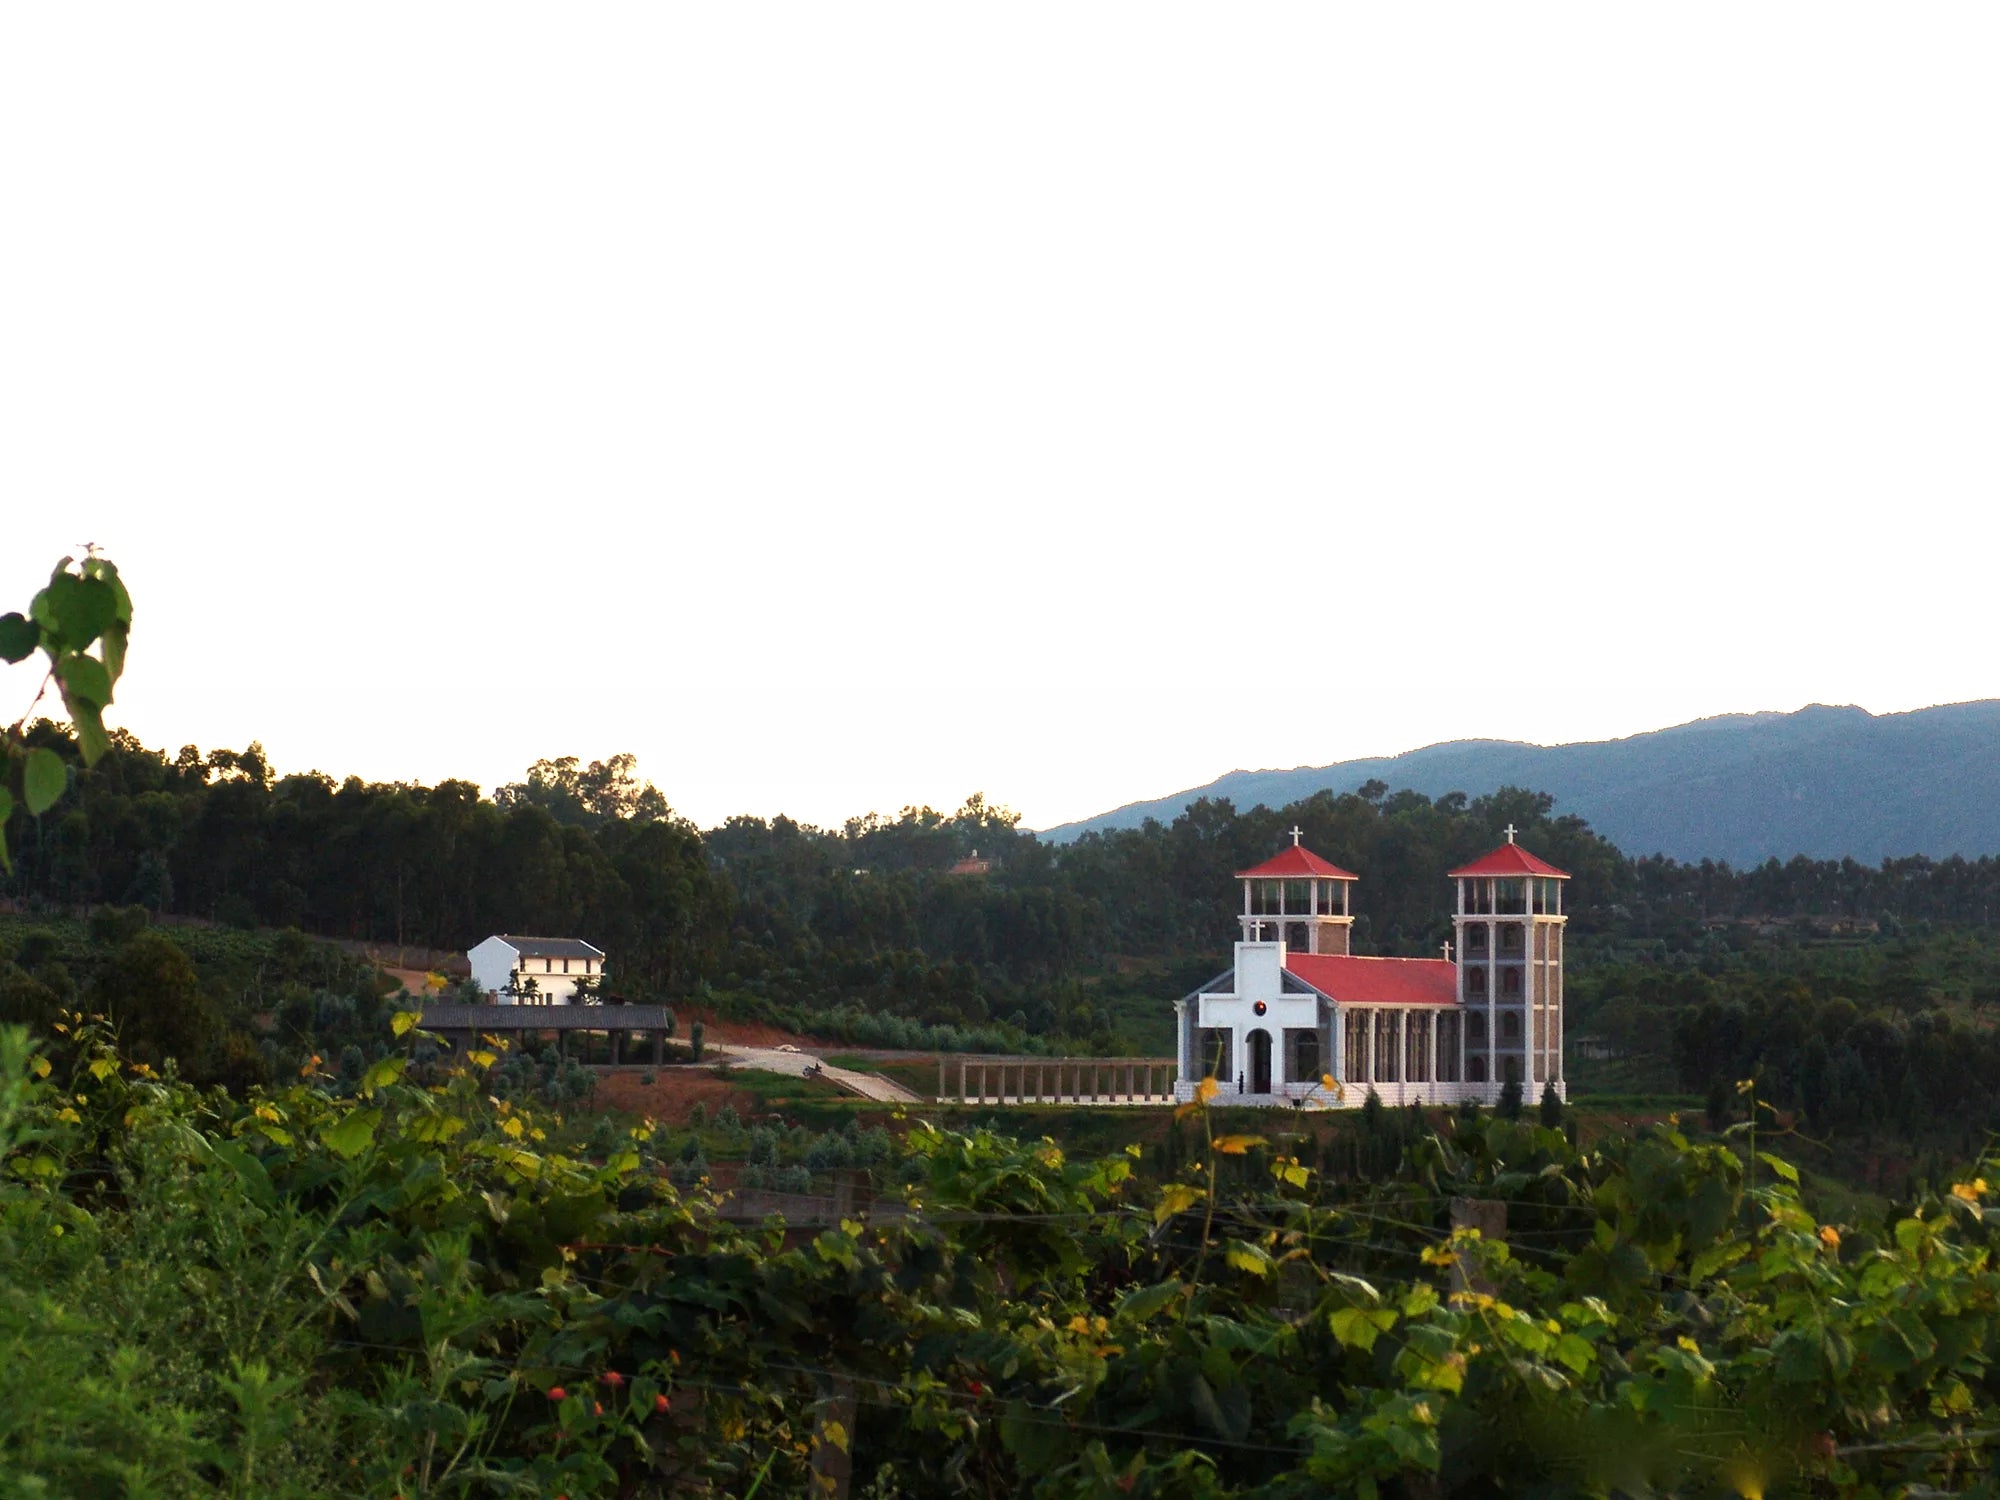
[588,1067,774,1125]
[676,1009,825,1051]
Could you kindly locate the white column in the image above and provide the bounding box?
[1174,999,1191,1085]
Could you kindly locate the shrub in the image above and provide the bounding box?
[1539,1083,1564,1129]
[1498,1078,1524,1120]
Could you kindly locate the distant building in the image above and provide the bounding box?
[468,935,607,1005]
[948,848,994,877]
[1174,828,1569,1107]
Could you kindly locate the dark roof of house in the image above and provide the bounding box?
[492,936,606,959]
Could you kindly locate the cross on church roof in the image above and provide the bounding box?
[1289,825,1303,846]
[1503,824,1517,843]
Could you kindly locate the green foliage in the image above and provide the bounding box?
[1496,1077,1523,1120]
[2,555,132,871]
[1537,1081,1563,1129]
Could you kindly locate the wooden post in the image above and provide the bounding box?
[957,1057,967,1105]
[937,1055,946,1102]
[1125,1063,1135,1101]
[809,1373,857,1499]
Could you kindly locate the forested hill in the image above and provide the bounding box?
[1041,700,2000,864]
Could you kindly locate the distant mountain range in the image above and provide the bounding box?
[1038,702,2000,865]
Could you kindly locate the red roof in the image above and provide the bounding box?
[1233,845,1359,881]
[1447,842,1570,879]
[1285,954,1459,1006]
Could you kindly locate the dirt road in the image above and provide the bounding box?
[709,1043,923,1105]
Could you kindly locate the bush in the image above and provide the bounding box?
[640,1071,657,1086]
[690,1019,705,1062]
[1498,1078,1525,1120]
[1538,1083,1564,1129]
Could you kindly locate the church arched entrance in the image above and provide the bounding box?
[1247,1029,1273,1095]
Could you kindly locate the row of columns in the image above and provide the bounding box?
[442,1028,669,1064]
[944,1058,1176,1105]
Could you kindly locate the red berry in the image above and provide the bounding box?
[602,1370,625,1387]
[655,1393,672,1413]
[547,1386,567,1401]
[593,1402,603,1415]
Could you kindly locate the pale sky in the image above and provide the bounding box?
[4,6,1995,831]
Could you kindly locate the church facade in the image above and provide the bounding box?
[1172,830,1568,1107]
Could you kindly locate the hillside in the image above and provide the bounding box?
[1039,700,2000,864]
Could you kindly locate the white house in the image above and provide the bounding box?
[1173,829,1568,1107]
[468,935,608,1005]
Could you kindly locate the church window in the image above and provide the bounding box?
[1501,968,1522,997]
[1437,1012,1462,1082]
[1464,924,1488,953]
[1405,1012,1430,1082]
[1345,1012,1369,1082]
[1374,1015,1400,1082]
[1499,924,1524,954]
[1467,1011,1487,1045]
[1468,1055,1488,1083]
[1286,1028,1319,1083]
[1466,967,1487,998]
[1501,1010,1521,1041]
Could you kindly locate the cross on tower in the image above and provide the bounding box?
[1289,825,1304,846]
[1503,823,1517,844]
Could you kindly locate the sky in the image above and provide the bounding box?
[4,7,1995,832]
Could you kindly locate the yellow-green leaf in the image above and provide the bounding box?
[1330,1305,1397,1352]
[320,1108,380,1159]
[359,1056,406,1096]
[1155,1181,1205,1224]
[390,1011,421,1038]
[1225,1241,1273,1277]
[1212,1134,1267,1156]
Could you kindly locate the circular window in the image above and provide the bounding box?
[1253,1000,1268,1016]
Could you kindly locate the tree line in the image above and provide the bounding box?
[13,722,2000,1045]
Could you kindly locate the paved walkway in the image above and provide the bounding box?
[709,1043,924,1105]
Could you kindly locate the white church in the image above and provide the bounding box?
[1172,829,1568,1107]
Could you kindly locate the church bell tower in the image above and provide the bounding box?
[1233,828,1358,955]
[1448,828,1569,1099]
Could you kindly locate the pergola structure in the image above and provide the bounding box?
[416,1003,679,1064]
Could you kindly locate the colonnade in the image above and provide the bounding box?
[942,1057,1177,1105]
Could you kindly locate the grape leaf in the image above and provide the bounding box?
[0,613,36,663]
[22,748,67,816]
